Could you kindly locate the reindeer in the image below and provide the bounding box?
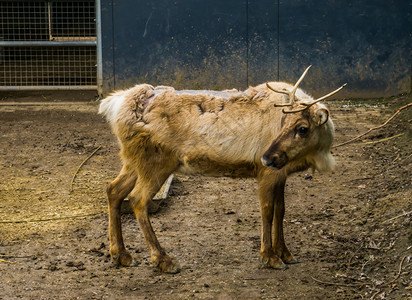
[99,66,345,273]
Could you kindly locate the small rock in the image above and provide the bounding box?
[66,261,75,267]
[304,174,313,180]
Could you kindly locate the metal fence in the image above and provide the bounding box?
[0,0,102,94]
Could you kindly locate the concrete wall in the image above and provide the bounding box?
[101,0,411,98]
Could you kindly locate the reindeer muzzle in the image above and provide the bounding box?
[261,151,288,170]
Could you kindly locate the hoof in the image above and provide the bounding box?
[152,255,181,274]
[282,254,299,265]
[284,257,298,265]
[279,249,298,265]
[161,261,181,274]
[260,255,288,270]
[110,247,136,267]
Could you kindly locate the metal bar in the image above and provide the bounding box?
[0,86,97,91]
[48,1,52,41]
[95,0,103,97]
[0,41,97,47]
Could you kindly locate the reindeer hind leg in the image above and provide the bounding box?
[128,167,180,273]
[125,144,180,273]
[107,166,138,266]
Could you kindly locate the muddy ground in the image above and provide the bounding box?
[0,91,410,299]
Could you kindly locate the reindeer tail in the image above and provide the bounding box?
[99,84,155,129]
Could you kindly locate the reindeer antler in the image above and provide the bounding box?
[266,65,312,107]
[266,65,347,113]
[283,83,347,113]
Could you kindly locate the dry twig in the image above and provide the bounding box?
[313,256,408,296]
[70,145,101,192]
[383,211,412,223]
[370,256,408,299]
[0,258,21,264]
[377,256,407,288]
[311,276,365,287]
[334,102,412,148]
[362,133,404,145]
[0,212,104,224]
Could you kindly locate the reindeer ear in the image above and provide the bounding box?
[314,108,329,126]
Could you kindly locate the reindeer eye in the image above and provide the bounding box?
[297,126,308,136]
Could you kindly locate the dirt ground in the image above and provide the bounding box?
[0,91,410,299]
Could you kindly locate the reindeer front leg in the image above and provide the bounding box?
[258,170,288,270]
[258,168,297,269]
[272,181,298,265]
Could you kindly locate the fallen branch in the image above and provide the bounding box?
[362,133,404,145]
[370,289,382,300]
[383,211,412,223]
[0,212,104,224]
[70,145,101,192]
[311,276,365,287]
[334,102,412,148]
[314,256,408,298]
[377,256,407,288]
[370,256,408,299]
[0,259,21,264]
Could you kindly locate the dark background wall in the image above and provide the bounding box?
[101,0,411,98]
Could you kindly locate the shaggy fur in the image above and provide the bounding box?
[99,81,335,273]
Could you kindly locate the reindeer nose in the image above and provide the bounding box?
[261,154,280,169]
[261,155,270,167]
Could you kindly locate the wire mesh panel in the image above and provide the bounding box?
[0,0,98,90]
[51,1,96,41]
[0,1,49,41]
[1,46,96,86]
